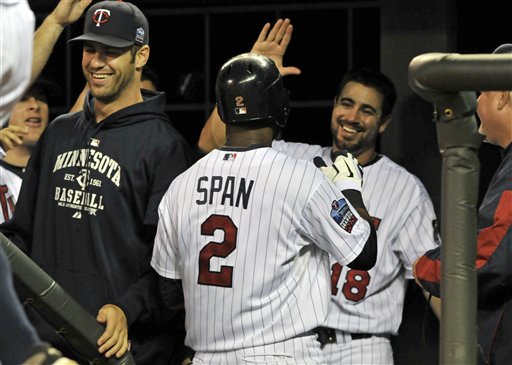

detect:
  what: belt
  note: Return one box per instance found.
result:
[313,327,374,347]
[350,333,373,340]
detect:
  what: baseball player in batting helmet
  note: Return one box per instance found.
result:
[197,19,442,365]
[151,52,377,364]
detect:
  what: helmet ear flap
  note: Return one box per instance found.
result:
[216,53,290,128]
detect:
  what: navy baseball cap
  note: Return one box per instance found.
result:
[492,43,512,54]
[69,1,148,48]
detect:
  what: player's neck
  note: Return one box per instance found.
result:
[356,148,378,166]
[225,125,273,148]
[334,147,377,166]
[93,84,144,123]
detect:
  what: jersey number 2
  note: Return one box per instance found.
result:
[331,262,371,302]
[198,214,237,287]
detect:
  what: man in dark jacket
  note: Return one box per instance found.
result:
[0,1,193,364]
[413,43,512,365]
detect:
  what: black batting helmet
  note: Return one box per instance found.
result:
[215,53,290,127]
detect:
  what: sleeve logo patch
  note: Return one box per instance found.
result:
[222,153,237,161]
[331,198,358,233]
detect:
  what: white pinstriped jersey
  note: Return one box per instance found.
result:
[0,0,35,127]
[272,140,440,335]
[0,161,24,224]
[151,146,372,353]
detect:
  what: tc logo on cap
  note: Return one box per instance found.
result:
[69,1,149,47]
[93,9,111,27]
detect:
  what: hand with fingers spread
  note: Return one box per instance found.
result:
[0,125,29,152]
[96,304,129,359]
[250,18,301,77]
[198,18,301,153]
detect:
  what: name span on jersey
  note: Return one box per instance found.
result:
[196,175,254,209]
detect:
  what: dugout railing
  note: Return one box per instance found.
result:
[408,51,512,365]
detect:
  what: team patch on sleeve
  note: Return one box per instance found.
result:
[330,198,358,233]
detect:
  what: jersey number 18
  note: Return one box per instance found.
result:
[331,262,371,302]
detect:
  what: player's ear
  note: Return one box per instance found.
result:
[497,90,511,110]
[136,45,150,70]
[378,115,391,134]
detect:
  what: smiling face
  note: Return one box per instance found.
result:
[8,94,49,146]
[330,81,390,164]
[82,41,137,104]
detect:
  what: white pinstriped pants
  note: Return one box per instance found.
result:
[191,333,326,364]
[322,330,393,365]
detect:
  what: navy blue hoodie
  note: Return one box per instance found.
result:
[1,90,193,364]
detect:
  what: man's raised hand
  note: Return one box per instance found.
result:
[250,18,301,77]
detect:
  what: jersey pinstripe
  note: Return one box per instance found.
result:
[0,0,35,127]
[272,139,440,335]
[151,146,371,354]
[0,161,24,224]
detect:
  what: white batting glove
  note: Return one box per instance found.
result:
[313,151,363,192]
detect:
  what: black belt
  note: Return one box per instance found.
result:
[313,327,373,347]
[351,333,373,340]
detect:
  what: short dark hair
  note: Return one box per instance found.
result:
[336,68,397,119]
[24,77,62,105]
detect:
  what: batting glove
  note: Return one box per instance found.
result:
[313,150,363,192]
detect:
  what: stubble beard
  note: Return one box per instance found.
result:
[89,70,135,105]
[332,126,378,158]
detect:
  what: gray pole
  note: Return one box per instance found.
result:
[436,112,481,365]
[408,52,512,365]
[0,233,136,365]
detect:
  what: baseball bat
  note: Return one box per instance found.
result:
[0,233,135,365]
